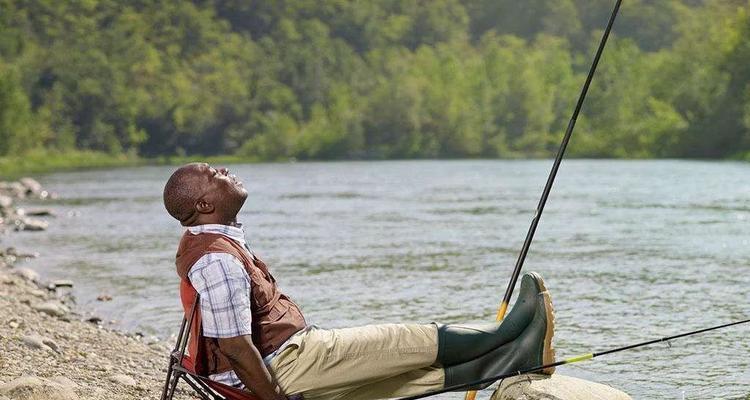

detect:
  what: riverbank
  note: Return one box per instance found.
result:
[2,149,748,180]
[0,178,190,400]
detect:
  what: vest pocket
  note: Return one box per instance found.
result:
[266,301,290,322]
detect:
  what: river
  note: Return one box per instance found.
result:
[4,160,749,399]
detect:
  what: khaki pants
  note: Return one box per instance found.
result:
[268,324,445,400]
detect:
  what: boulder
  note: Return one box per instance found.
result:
[491,374,632,400]
[0,375,79,400]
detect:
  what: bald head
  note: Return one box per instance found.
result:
[163,163,206,225]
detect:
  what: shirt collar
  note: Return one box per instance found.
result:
[187,223,247,246]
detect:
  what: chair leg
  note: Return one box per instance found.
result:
[168,371,183,398]
[160,361,176,400]
[161,317,188,400]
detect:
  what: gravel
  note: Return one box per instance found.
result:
[0,178,194,400]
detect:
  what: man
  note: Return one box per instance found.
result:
[163,162,556,400]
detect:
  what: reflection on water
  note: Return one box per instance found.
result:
[4,160,750,399]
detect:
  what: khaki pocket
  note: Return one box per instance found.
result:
[270,341,300,389]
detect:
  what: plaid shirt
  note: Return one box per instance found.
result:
[186,224,253,388]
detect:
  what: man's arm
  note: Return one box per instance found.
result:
[188,254,284,398]
[218,335,286,400]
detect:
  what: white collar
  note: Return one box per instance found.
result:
[187,223,247,246]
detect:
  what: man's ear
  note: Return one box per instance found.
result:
[195,199,215,214]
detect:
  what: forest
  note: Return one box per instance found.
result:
[1,0,750,162]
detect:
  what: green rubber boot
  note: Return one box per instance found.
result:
[436,271,546,366]
[442,272,556,390]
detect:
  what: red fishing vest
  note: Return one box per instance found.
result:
[175,231,306,375]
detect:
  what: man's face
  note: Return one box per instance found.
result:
[197,163,248,219]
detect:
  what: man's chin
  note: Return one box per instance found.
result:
[238,190,249,207]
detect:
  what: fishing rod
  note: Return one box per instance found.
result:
[465,2,624,399]
[402,317,750,400]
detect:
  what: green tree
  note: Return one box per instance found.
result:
[0,65,37,155]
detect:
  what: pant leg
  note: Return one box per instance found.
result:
[319,366,444,400]
[269,324,444,399]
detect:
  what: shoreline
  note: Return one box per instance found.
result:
[1,150,748,180]
[0,178,190,399]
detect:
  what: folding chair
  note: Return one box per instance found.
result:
[160,283,261,400]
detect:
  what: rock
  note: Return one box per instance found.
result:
[0,375,79,400]
[16,218,48,231]
[86,316,102,325]
[95,363,113,372]
[6,247,39,259]
[13,268,40,283]
[0,182,26,198]
[145,336,160,345]
[19,178,43,195]
[0,195,12,209]
[21,335,46,350]
[49,280,74,289]
[42,337,61,353]
[21,334,60,353]
[491,374,632,400]
[32,302,69,318]
[96,294,113,301]
[49,377,78,390]
[3,254,17,266]
[108,374,136,386]
[24,208,55,217]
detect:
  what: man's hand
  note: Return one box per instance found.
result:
[217,335,287,400]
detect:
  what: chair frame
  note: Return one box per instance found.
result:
[160,298,226,400]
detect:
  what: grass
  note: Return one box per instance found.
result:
[0,150,256,179]
[2,149,747,180]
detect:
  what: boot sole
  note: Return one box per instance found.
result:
[527,272,556,375]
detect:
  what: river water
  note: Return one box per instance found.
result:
[4,160,749,399]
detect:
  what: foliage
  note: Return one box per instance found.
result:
[0,149,140,179]
[1,0,749,164]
